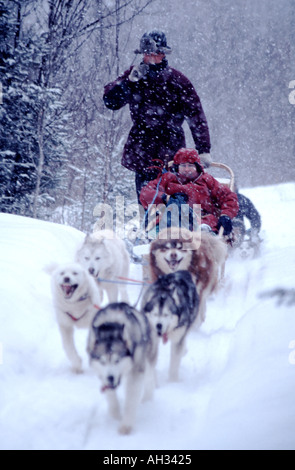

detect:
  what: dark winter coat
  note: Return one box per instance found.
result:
[235,193,261,232]
[140,169,239,233]
[103,59,211,173]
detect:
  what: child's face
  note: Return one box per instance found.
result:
[178,163,199,182]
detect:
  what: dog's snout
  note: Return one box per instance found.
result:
[107,375,115,385]
[170,252,177,260]
[88,267,95,275]
[156,323,163,335]
[63,276,70,283]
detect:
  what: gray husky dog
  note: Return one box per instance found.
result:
[141,270,199,382]
[76,230,130,303]
[87,302,157,435]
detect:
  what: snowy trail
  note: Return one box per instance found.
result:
[0,182,295,450]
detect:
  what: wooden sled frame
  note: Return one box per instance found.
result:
[207,162,235,237]
[208,162,235,191]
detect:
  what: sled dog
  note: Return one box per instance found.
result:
[87,302,157,434]
[51,263,102,372]
[76,229,130,303]
[149,227,227,322]
[141,270,199,381]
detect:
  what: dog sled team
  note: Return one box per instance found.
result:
[49,28,262,434]
[50,27,262,434]
[49,147,262,436]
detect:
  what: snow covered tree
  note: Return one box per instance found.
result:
[0,0,67,216]
[50,0,158,231]
[0,0,158,230]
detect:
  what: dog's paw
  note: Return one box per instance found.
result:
[109,407,121,421]
[168,372,180,383]
[118,424,133,435]
[141,390,154,402]
[71,358,83,374]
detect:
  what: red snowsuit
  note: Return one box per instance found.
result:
[140,149,239,233]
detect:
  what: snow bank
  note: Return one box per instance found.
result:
[0,182,295,450]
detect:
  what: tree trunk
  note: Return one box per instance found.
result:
[32,108,45,218]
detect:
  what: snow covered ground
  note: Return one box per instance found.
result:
[0,182,295,450]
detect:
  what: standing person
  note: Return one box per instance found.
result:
[103,30,211,203]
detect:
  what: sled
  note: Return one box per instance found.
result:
[144,160,236,236]
[207,162,235,191]
[131,161,238,276]
[131,160,239,248]
[206,162,235,238]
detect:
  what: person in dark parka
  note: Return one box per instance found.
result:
[103,30,211,202]
[234,191,262,243]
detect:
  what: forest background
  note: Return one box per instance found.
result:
[1,0,294,232]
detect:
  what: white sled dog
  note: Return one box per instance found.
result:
[87,302,157,435]
[51,262,102,373]
[148,227,227,322]
[76,229,130,304]
[141,270,199,382]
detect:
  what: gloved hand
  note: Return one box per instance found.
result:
[128,63,149,82]
[167,192,189,206]
[198,153,212,168]
[217,215,233,236]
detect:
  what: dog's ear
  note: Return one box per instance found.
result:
[84,232,93,242]
[143,300,154,313]
[90,232,108,246]
[43,262,59,275]
[121,322,134,356]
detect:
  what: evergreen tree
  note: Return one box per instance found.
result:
[0,0,67,216]
[0,0,157,229]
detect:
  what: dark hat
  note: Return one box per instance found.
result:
[134,30,172,55]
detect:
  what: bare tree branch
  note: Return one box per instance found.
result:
[78,0,156,36]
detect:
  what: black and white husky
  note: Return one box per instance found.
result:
[87,303,157,435]
[141,270,200,382]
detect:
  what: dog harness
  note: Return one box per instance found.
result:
[64,292,100,321]
[64,310,89,322]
